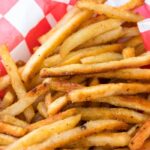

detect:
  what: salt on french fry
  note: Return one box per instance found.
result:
[28,120,129,150]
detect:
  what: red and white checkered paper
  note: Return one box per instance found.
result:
[0,0,149,75]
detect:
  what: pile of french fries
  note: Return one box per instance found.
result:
[1,0,150,149]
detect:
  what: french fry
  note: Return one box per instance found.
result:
[28,120,129,150]
[22,10,92,82]
[0,75,10,91]
[81,52,123,64]
[7,115,81,150]
[60,44,123,66]
[80,27,124,48]
[122,47,135,58]
[27,108,77,131]
[60,19,122,57]
[76,107,148,124]
[0,45,35,122]
[45,93,52,109]
[0,122,27,137]
[0,133,17,145]
[37,102,48,118]
[0,115,28,128]
[68,83,150,102]
[85,68,150,80]
[129,119,150,150]
[123,27,140,37]
[77,0,143,22]
[139,139,150,150]
[0,79,51,116]
[40,54,150,77]
[0,91,15,109]
[67,132,131,148]
[125,36,143,47]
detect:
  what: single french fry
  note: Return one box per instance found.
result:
[81,52,123,64]
[27,108,77,131]
[80,27,124,48]
[0,79,51,116]
[69,83,150,102]
[67,132,131,148]
[0,91,15,109]
[0,45,35,122]
[60,44,123,66]
[0,133,17,145]
[0,122,27,137]
[41,54,150,77]
[90,96,150,114]
[125,36,143,47]
[129,119,150,150]
[28,120,129,150]
[122,47,135,58]
[77,0,143,22]
[37,102,48,118]
[22,10,92,82]
[123,27,140,37]
[45,93,52,109]
[60,19,122,57]
[84,68,150,80]
[76,107,148,124]
[7,115,81,150]
[0,115,28,128]
[0,75,10,91]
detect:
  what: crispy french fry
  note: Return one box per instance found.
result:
[80,27,124,48]
[68,83,150,102]
[0,122,27,137]
[60,19,122,57]
[123,27,140,37]
[84,68,150,80]
[129,119,150,150]
[67,132,130,148]
[27,108,77,131]
[41,54,150,77]
[76,107,148,124]
[60,44,123,66]
[77,0,143,22]
[22,10,92,82]
[81,52,123,64]
[0,75,10,91]
[0,115,28,128]
[28,120,129,150]
[122,47,135,58]
[37,102,48,118]
[0,91,15,109]
[0,45,35,122]
[7,115,81,150]
[0,133,17,145]
[0,79,51,116]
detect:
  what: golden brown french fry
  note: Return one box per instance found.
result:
[38,7,81,44]
[27,108,77,131]
[28,120,129,150]
[7,115,81,150]
[129,119,150,150]
[0,91,15,109]
[0,75,10,91]
[60,44,123,66]
[0,133,17,145]
[0,122,27,137]
[122,47,135,58]
[81,52,123,64]
[76,107,148,124]
[22,10,92,82]
[123,27,140,37]
[125,36,143,47]
[90,96,150,114]
[69,83,150,102]
[80,27,123,48]
[40,54,150,77]
[84,68,150,80]
[0,45,35,122]
[77,0,143,22]
[0,79,51,116]
[118,0,144,10]
[37,102,48,118]
[0,115,28,128]
[67,132,130,148]
[60,19,122,57]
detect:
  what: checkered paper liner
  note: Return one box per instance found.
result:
[0,0,149,77]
